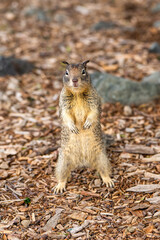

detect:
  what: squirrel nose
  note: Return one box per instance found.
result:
[72,78,78,82]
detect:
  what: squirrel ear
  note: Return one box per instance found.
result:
[62,61,69,65]
[82,60,90,66]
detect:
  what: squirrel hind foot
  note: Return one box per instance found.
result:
[102,176,114,188]
[53,182,66,194]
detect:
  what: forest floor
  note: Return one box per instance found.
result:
[0,0,160,239]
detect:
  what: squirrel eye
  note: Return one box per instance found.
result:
[65,70,69,75]
[82,69,86,75]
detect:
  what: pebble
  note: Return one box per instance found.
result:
[0,162,9,169]
[153,21,160,29]
[125,128,135,133]
[149,42,160,54]
[94,179,101,187]
[123,105,132,116]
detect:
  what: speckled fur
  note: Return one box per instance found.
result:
[54,61,113,193]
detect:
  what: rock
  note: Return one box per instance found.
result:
[0,56,34,76]
[23,7,49,22]
[21,220,30,228]
[142,72,160,84]
[123,106,132,116]
[149,42,160,54]
[151,3,160,13]
[54,14,68,23]
[153,21,160,29]
[91,21,116,31]
[91,72,160,105]
[94,179,101,187]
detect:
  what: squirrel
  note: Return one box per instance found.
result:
[54,60,114,193]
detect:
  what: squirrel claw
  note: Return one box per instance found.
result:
[53,182,66,194]
[83,119,92,129]
[102,176,114,188]
[71,127,79,134]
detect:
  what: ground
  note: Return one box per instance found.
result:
[0,0,160,239]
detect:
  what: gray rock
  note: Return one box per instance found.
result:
[91,72,160,105]
[142,71,160,84]
[0,56,34,76]
[149,42,160,54]
[23,7,49,22]
[91,21,116,31]
[151,3,160,13]
[153,21,160,29]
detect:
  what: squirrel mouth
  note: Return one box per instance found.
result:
[73,82,78,87]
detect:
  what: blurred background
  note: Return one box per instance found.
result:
[1,1,160,239]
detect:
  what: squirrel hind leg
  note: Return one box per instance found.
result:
[96,152,114,188]
[54,153,72,194]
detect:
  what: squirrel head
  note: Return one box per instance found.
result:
[62,60,90,92]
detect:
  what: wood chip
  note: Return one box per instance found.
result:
[146,196,160,204]
[69,211,88,221]
[0,170,8,179]
[144,224,154,234]
[0,162,9,169]
[142,154,160,162]
[131,203,149,211]
[21,220,30,228]
[70,220,90,235]
[124,144,156,155]
[144,172,160,180]
[8,235,20,240]
[80,191,100,198]
[126,184,160,193]
[43,208,64,231]
[32,192,44,203]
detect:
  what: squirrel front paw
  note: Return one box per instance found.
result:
[69,123,79,134]
[83,119,92,129]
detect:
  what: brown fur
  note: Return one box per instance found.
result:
[54,61,114,193]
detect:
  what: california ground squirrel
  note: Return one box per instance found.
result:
[54,60,114,193]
